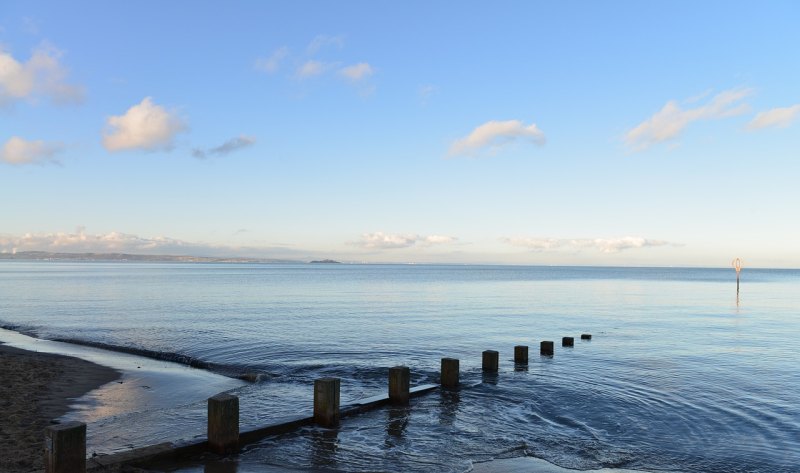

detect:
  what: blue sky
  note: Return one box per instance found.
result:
[1,1,799,267]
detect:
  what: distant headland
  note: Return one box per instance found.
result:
[309,259,341,264]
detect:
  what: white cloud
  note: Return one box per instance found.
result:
[0,228,189,254]
[504,236,672,254]
[625,87,752,151]
[353,232,458,250]
[0,228,311,260]
[422,235,457,245]
[747,104,800,130]
[192,135,255,159]
[339,63,374,81]
[0,43,84,106]
[449,120,545,157]
[254,47,289,74]
[1,136,63,165]
[102,97,186,152]
[296,60,328,79]
[307,35,344,54]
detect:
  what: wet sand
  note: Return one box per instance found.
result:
[0,343,120,473]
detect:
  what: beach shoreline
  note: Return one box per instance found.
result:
[0,343,120,473]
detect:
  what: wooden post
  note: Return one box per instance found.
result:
[562,337,574,347]
[581,334,592,340]
[44,421,86,473]
[314,377,340,428]
[482,350,499,372]
[388,366,410,405]
[514,345,528,364]
[540,340,554,356]
[208,393,239,454]
[440,358,459,389]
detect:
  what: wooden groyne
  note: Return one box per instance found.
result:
[41,334,592,472]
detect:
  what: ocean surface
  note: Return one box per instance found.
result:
[0,262,798,472]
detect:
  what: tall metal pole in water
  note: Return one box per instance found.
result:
[732,258,742,303]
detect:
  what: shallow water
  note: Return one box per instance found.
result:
[0,262,798,472]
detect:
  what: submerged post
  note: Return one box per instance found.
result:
[581,334,592,340]
[440,357,459,389]
[562,337,574,347]
[732,257,742,303]
[388,366,410,405]
[514,345,528,364]
[208,393,239,454]
[314,377,340,428]
[44,421,86,473]
[540,341,554,356]
[482,350,499,372]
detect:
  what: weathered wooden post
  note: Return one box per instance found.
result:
[440,357,459,389]
[208,393,239,454]
[562,337,574,347]
[388,366,410,405]
[314,377,340,428]
[581,334,592,340]
[540,340,554,356]
[514,345,528,364]
[482,350,499,372]
[44,421,86,473]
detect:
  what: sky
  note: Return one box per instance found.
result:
[1,1,799,267]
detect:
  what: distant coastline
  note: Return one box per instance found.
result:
[0,251,298,264]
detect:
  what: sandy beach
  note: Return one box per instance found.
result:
[0,343,120,473]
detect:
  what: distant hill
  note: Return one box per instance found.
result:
[0,251,299,264]
[309,259,341,264]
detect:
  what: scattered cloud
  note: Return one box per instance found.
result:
[449,120,545,157]
[419,84,437,105]
[0,43,84,106]
[102,97,186,152]
[22,17,40,35]
[624,87,752,151]
[254,47,289,74]
[296,60,329,79]
[503,236,672,254]
[1,136,64,165]
[192,135,255,159]
[352,232,458,250]
[747,104,800,130]
[258,36,375,94]
[339,63,374,81]
[307,35,344,55]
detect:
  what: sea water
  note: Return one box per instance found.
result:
[0,262,798,472]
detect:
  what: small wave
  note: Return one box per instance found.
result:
[46,336,272,382]
[0,322,40,338]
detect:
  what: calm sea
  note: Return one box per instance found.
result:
[1,262,798,472]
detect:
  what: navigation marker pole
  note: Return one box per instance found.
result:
[732,257,742,304]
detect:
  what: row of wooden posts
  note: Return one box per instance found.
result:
[44,334,591,473]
